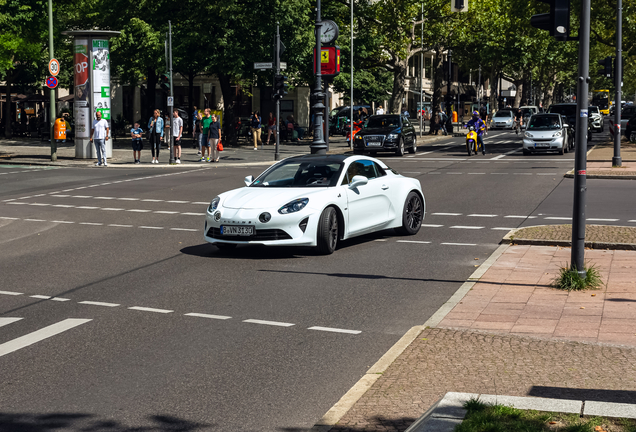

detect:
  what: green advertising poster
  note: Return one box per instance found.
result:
[101,87,110,98]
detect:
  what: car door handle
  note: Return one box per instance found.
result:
[381,185,389,190]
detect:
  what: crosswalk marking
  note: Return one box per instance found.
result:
[0,318,92,358]
[0,317,23,328]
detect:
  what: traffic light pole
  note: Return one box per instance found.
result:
[168,21,175,164]
[310,0,327,155]
[571,0,591,277]
[48,0,56,162]
[447,50,452,134]
[275,23,281,161]
[613,0,622,167]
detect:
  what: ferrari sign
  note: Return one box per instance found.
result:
[313,46,340,77]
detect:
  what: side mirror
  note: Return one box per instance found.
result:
[244,175,254,186]
[349,175,368,189]
[563,124,570,128]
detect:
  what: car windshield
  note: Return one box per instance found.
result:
[528,115,561,130]
[589,106,600,114]
[366,115,400,128]
[549,105,576,116]
[521,108,533,116]
[251,160,344,188]
[494,111,511,118]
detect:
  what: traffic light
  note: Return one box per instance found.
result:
[598,57,612,78]
[160,73,170,92]
[273,74,288,100]
[530,0,570,41]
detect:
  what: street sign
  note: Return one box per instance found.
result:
[167,96,174,107]
[45,76,58,89]
[254,62,287,71]
[49,58,60,76]
[313,46,341,77]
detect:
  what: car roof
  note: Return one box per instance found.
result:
[280,154,389,169]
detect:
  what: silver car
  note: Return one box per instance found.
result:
[491,110,514,129]
[523,113,573,155]
[588,105,603,132]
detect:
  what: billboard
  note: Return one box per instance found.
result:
[92,39,111,120]
[74,39,90,107]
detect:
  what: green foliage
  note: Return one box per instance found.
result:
[552,263,603,291]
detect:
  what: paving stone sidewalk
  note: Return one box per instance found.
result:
[509,224,636,246]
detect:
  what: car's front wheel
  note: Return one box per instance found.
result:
[408,136,417,154]
[396,191,423,236]
[317,206,338,254]
[395,138,405,156]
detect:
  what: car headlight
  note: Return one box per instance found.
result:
[208,196,220,213]
[355,135,362,140]
[552,131,562,137]
[388,134,399,140]
[278,198,309,214]
[524,132,533,138]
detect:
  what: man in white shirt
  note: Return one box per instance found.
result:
[172,109,183,163]
[376,106,385,115]
[90,111,109,166]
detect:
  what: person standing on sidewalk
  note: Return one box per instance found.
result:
[194,112,202,154]
[251,111,262,150]
[148,109,164,164]
[172,109,183,163]
[130,122,143,164]
[200,108,213,162]
[90,111,109,166]
[208,113,221,163]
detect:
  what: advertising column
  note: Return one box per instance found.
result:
[73,39,92,158]
[92,39,112,157]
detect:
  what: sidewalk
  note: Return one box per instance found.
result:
[322,226,636,432]
[0,132,449,168]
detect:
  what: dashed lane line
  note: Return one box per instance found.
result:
[396,240,432,244]
[468,214,497,217]
[79,301,120,307]
[7,201,207,216]
[450,226,484,230]
[441,242,478,246]
[0,290,23,296]
[431,212,461,216]
[184,313,232,320]
[308,326,362,335]
[242,319,295,327]
[128,306,173,314]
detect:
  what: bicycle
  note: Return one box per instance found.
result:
[514,119,523,135]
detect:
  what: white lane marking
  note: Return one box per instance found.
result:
[50,297,71,302]
[0,217,19,220]
[51,194,70,197]
[441,242,478,246]
[431,212,461,216]
[126,209,152,213]
[193,202,209,205]
[545,217,572,220]
[446,172,463,175]
[128,306,173,314]
[396,240,432,244]
[403,171,422,174]
[181,212,205,216]
[101,208,124,211]
[30,295,51,299]
[154,211,179,214]
[629,220,636,223]
[504,215,537,219]
[421,224,443,228]
[24,219,46,222]
[467,173,486,175]
[139,226,164,230]
[72,195,91,198]
[468,214,497,217]
[185,313,232,320]
[142,199,163,202]
[0,290,23,295]
[0,318,92,358]
[77,206,99,209]
[7,202,27,205]
[167,200,188,203]
[117,198,139,201]
[514,173,532,175]
[308,326,361,335]
[108,224,133,228]
[52,204,74,208]
[427,172,441,174]
[51,221,74,224]
[94,197,115,200]
[373,239,388,242]
[79,301,120,307]
[170,228,198,232]
[490,148,519,160]
[587,218,619,222]
[492,227,517,231]
[30,203,51,206]
[0,318,23,328]
[450,226,484,230]
[242,319,295,327]
[491,173,508,175]
[79,222,103,225]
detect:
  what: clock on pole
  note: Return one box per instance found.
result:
[319,20,339,45]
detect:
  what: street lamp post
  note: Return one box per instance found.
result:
[613,0,622,167]
[310,0,326,155]
[48,0,56,162]
[419,3,423,137]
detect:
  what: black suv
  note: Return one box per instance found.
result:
[548,103,592,142]
[353,114,417,156]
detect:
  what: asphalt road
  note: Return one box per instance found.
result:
[0,121,632,431]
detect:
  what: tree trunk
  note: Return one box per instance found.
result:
[513,78,524,108]
[188,71,195,136]
[218,73,237,146]
[430,49,444,134]
[389,58,408,114]
[543,79,557,108]
[489,65,499,113]
[4,73,12,139]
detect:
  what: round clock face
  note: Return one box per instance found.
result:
[320,20,339,44]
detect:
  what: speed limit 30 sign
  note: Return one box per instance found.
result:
[49,58,60,76]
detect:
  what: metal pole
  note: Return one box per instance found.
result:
[477,64,481,107]
[168,22,175,164]
[275,23,281,161]
[420,3,423,137]
[350,0,354,149]
[571,0,591,277]
[310,0,326,154]
[48,0,56,161]
[613,0,622,167]
[447,49,452,134]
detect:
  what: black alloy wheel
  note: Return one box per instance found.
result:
[395,137,405,156]
[317,206,338,254]
[396,191,423,235]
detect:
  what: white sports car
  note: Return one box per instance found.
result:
[204,154,425,254]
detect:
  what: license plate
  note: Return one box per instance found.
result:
[366,141,382,146]
[221,225,254,236]
[535,143,549,148]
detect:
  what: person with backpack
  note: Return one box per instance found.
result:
[437,108,448,136]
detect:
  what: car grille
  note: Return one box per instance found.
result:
[363,135,385,145]
[207,227,292,241]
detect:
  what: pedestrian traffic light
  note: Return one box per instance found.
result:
[598,56,612,78]
[273,74,288,100]
[160,73,170,92]
[530,0,570,41]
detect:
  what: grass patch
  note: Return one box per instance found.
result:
[551,263,603,291]
[456,398,636,432]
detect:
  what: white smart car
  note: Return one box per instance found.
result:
[204,154,425,254]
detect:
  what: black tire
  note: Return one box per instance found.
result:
[316,207,338,255]
[408,136,417,154]
[523,149,531,156]
[395,138,405,156]
[559,146,565,155]
[216,243,237,251]
[466,141,473,156]
[395,191,423,236]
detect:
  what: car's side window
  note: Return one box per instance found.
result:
[345,160,377,184]
[374,163,387,177]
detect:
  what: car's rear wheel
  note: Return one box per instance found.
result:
[395,138,405,156]
[317,206,338,255]
[396,192,423,236]
[216,243,237,251]
[408,137,417,154]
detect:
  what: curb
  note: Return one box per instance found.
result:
[502,226,636,250]
[405,391,636,431]
[565,169,636,180]
[309,243,510,431]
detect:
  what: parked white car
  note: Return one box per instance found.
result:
[204,155,425,254]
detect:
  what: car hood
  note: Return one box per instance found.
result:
[221,187,326,209]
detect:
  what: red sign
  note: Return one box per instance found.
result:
[74,52,89,87]
[45,76,58,89]
[313,46,340,77]
[578,170,586,175]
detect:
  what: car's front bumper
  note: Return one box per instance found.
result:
[203,206,319,246]
[353,137,399,151]
[523,136,565,152]
[590,116,603,130]
[492,121,512,129]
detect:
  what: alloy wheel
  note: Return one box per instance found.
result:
[405,195,423,230]
[329,212,338,249]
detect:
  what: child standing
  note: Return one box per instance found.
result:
[130,122,143,164]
